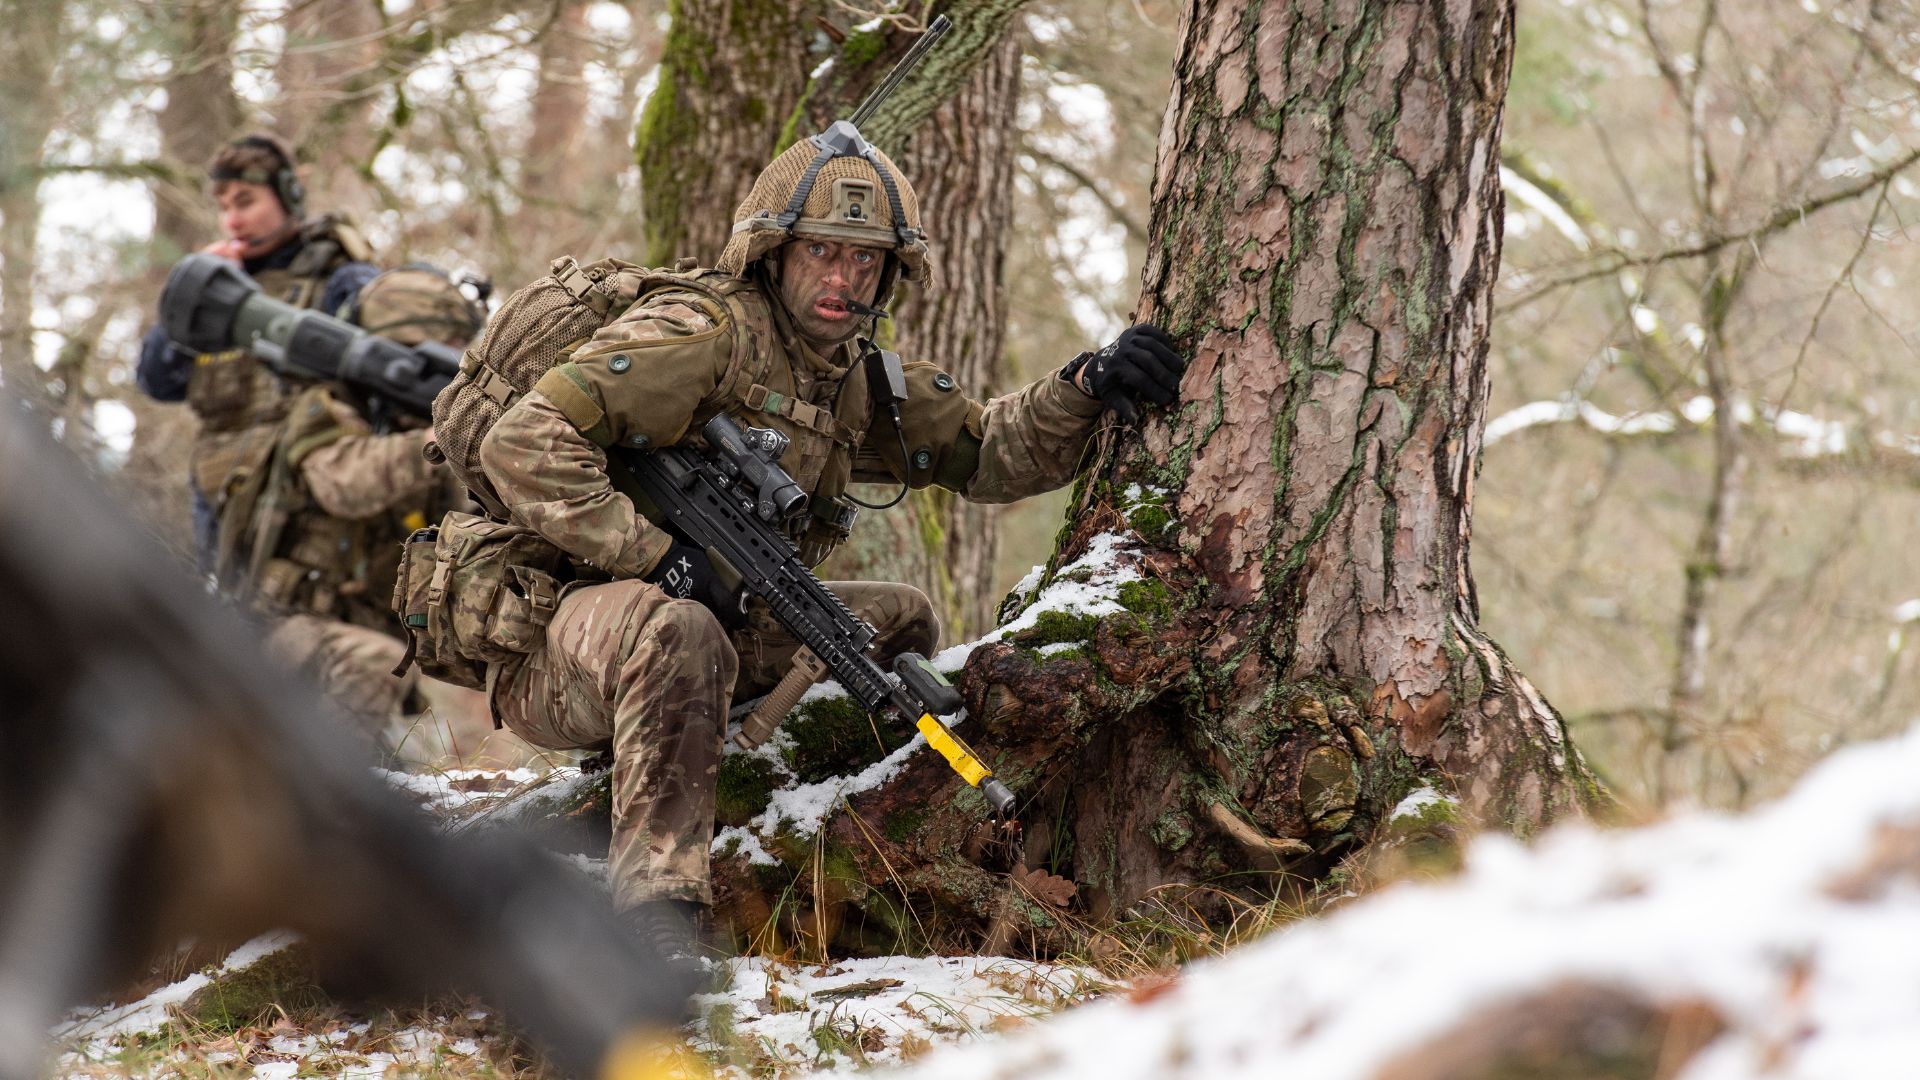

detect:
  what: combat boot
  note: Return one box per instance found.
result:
[624,898,715,992]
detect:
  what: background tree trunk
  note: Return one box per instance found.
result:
[152,0,242,263]
[635,2,1027,639]
[272,0,384,211]
[635,0,814,267]
[0,0,65,405]
[514,0,597,283]
[711,0,1604,953]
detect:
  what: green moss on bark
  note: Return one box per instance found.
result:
[781,694,909,783]
[717,754,782,826]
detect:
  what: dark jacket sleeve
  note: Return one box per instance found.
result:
[135,322,194,402]
[321,262,381,319]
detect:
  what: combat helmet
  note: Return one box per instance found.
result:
[349,264,485,347]
[717,16,951,293]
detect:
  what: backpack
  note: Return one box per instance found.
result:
[431,255,744,519]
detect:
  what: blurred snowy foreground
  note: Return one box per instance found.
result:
[55,725,1920,1077]
[903,727,1920,1080]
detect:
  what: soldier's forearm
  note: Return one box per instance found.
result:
[479,391,674,578]
[961,368,1106,503]
[300,429,436,519]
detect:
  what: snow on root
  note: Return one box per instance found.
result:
[895,728,1920,1079]
[712,532,1143,849]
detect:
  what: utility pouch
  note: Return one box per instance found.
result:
[429,513,569,666]
[186,350,258,430]
[390,523,485,689]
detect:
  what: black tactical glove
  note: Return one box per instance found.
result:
[645,539,746,627]
[1064,324,1186,422]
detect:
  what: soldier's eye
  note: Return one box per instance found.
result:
[852,250,875,265]
[808,243,828,257]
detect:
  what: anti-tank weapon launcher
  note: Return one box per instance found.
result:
[611,412,1018,820]
[161,252,459,423]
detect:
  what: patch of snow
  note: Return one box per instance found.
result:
[756,729,924,838]
[379,766,544,816]
[56,930,298,1044]
[1388,786,1453,824]
[714,825,779,866]
[897,727,1920,1079]
[693,955,1105,1071]
[934,532,1141,673]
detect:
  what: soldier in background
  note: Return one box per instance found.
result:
[136,134,378,572]
[251,267,488,752]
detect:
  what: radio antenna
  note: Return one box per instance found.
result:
[848,14,952,129]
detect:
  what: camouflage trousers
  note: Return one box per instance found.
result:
[266,614,417,747]
[490,578,939,910]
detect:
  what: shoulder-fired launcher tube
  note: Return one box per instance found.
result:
[159,252,457,420]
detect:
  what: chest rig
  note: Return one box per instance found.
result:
[677,279,877,567]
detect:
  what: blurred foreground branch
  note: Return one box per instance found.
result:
[0,399,688,1079]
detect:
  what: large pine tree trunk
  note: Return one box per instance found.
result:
[709,0,1603,953]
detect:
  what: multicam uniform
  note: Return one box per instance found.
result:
[245,268,484,744]
[257,385,466,740]
[478,274,1105,909]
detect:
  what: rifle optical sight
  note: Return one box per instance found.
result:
[702,413,809,524]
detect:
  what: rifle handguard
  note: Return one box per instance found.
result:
[735,647,829,750]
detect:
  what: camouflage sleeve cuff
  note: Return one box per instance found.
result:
[960,369,1106,504]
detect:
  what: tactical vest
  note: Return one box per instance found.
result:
[684,281,875,567]
[546,273,877,567]
[186,216,374,501]
[218,387,461,634]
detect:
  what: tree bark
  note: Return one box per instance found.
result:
[635,0,814,267]
[513,0,599,282]
[153,0,242,258]
[0,0,64,404]
[708,0,1604,953]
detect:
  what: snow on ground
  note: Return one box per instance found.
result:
[55,932,300,1047]
[693,955,1105,1075]
[895,727,1920,1079]
[49,927,1099,1079]
[376,766,544,816]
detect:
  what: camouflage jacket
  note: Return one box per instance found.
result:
[222,385,462,632]
[478,272,1105,577]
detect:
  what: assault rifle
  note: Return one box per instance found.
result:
[611,411,1018,819]
[160,252,458,423]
